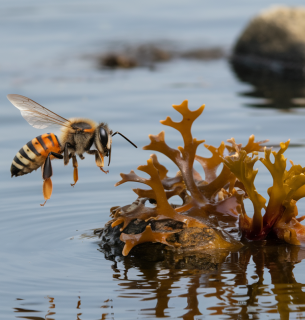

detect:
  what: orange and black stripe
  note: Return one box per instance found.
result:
[11,133,61,177]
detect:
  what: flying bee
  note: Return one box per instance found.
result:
[8,94,137,206]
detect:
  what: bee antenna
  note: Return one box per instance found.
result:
[112,132,137,148]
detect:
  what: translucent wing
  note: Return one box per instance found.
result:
[7,94,71,129]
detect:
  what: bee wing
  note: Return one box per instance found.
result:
[7,94,71,129]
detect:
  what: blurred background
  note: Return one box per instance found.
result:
[1,1,305,319]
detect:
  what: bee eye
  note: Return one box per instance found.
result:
[99,127,108,149]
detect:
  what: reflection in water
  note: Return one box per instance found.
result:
[14,296,55,320]
[46,296,56,320]
[13,243,305,319]
[76,296,81,320]
[103,242,305,319]
[231,63,305,109]
[13,295,113,320]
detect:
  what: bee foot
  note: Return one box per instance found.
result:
[40,200,47,206]
[100,167,109,174]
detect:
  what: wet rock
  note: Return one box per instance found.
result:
[231,6,305,79]
[96,217,238,269]
[166,227,215,249]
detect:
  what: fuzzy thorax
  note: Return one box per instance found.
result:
[59,118,98,156]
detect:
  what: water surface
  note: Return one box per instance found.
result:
[1,1,305,319]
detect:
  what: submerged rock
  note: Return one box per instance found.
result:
[231,6,305,79]
[99,44,171,69]
[97,43,225,69]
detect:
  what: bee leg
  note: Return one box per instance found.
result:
[87,150,109,174]
[50,152,63,159]
[63,143,75,165]
[63,143,70,165]
[71,155,78,187]
[41,154,53,206]
[100,167,109,174]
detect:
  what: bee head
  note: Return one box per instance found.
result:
[94,123,112,164]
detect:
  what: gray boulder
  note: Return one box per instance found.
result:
[232,6,305,79]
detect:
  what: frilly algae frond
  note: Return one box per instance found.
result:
[113,100,305,256]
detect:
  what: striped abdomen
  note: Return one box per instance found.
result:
[11,133,61,177]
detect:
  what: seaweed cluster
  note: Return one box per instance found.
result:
[111,101,305,256]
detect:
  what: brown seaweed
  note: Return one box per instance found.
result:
[112,100,305,255]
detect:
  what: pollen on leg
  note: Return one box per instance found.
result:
[71,167,78,187]
[42,178,53,206]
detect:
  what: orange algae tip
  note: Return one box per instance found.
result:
[120,225,176,256]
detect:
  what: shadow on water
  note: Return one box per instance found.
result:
[12,242,305,319]
[231,62,305,110]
